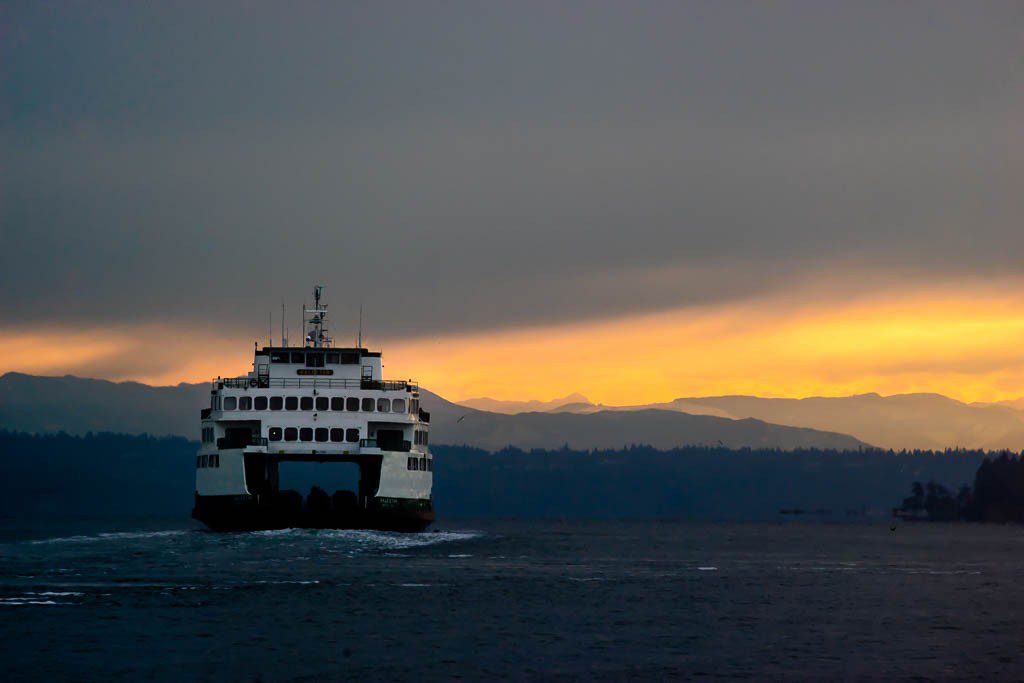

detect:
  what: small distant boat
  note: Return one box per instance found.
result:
[192,286,434,532]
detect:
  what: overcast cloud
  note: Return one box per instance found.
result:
[2,1,1021,340]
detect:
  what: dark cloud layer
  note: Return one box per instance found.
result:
[2,2,1021,339]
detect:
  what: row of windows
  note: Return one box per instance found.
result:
[268,426,360,443]
[220,395,408,414]
[414,430,430,446]
[269,350,361,366]
[408,457,432,471]
[197,453,220,468]
[201,426,214,443]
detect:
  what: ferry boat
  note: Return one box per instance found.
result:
[192,286,434,532]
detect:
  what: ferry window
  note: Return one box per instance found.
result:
[270,351,289,363]
[284,427,298,442]
[341,351,359,365]
[269,396,283,411]
[331,397,345,411]
[420,457,427,471]
[211,454,219,468]
[239,396,252,410]
[377,398,391,412]
[285,396,298,411]
[315,427,329,442]
[196,455,202,468]
[316,396,328,411]
[269,427,283,441]
[300,396,313,411]
[427,458,432,471]
[423,432,428,445]
[255,396,268,410]
[345,428,359,443]
[407,457,416,470]
[202,454,209,467]
[224,397,237,411]
[346,397,359,411]
[413,431,419,445]
[305,353,325,368]
[330,428,344,442]
[411,457,419,471]
[326,352,340,364]
[299,427,313,441]
[392,399,405,413]
[291,352,305,364]
[361,398,375,412]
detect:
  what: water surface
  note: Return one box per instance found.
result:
[1,519,1022,680]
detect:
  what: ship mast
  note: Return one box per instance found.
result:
[303,285,332,348]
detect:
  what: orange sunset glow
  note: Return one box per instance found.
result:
[6,279,1024,405]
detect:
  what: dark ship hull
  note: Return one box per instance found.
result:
[192,493,435,533]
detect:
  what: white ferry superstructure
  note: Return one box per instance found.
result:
[192,286,434,532]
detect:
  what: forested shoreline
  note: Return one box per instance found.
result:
[896,453,1024,522]
[0,430,1017,521]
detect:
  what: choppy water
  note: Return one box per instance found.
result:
[1,519,1023,681]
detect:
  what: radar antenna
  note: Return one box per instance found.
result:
[303,284,332,348]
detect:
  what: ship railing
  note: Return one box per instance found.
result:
[216,436,269,449]
[214,377,417,392]
[357,438,413,452]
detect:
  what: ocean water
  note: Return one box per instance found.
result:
[1,519,1023,681]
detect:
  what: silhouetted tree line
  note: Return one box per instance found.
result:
[896,451,1024,522]
[1,429,1017,521]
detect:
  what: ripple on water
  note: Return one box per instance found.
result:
[27,530,190,545]
[245,528,482,552]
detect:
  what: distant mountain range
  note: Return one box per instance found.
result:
[456,392,1024,451]
[0,373,866,451]
[459,393,591,414]
[419,388,866,451]
[9,371,1024,451]
[0,372,206,438]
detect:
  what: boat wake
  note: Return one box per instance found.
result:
[248,528,482,552]
[27,530,191,545]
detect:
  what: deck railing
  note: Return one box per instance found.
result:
[214,377,417,392]
[217,436,269,449]
[358,438,413,452]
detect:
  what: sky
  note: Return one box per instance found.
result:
[1,2,1022,403]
